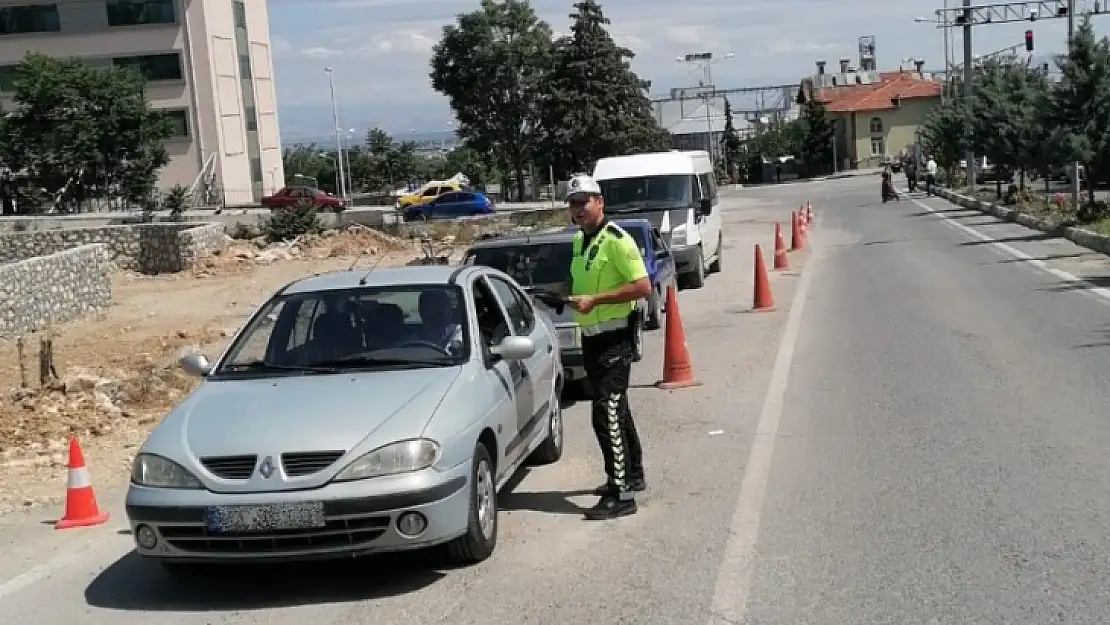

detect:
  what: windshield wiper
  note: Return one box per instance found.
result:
[310,355,455,368]
[220,361,342,373]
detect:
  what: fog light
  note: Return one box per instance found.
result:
[396,512,427,537]
[135,524,158,549]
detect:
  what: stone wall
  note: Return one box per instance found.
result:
[0,244,112,338]
[0,223,228,274]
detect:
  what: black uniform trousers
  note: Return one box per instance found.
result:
[581,321,644,500]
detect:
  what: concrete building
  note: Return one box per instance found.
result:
[0,0,284,205]
[795,57,942,170]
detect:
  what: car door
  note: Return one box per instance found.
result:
[652,227,676,288]
[454,192,477,216]
[471,277,522,477]
[697,173,722,258]
[485,275,552,455]
[424,193,450,219]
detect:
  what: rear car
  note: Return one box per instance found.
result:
[463,231,646,398]
[261,186,345,211]
[125,266,563,570]
[396,179,463,209]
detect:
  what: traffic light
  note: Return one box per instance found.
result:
[1025,30,1035,52]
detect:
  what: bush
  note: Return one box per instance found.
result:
[163,185,189,221]
[260,200,322,242]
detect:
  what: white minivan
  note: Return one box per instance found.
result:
[592,150,723,289]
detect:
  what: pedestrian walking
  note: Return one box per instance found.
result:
[925,156,938,196]
[565,173,652,520]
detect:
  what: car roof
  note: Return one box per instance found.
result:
[592,150,711,179]
[466,229,577,250]
[280,265,482,295]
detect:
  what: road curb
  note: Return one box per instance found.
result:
[928,187,1110,256]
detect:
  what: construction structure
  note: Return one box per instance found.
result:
[652,83,798,155]
[0,0,284,206]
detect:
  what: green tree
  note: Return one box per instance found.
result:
[720,97,741,177]
[281,143,339,193]
[920,88,965,182]
[0,52,174,210]
[800,98,835,177]
[430,0,552,200]
[536,0,668,178]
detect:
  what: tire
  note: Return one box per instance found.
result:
[683,246,706,289]
[528,385,564,465]
[446,443,497,564]
[708,233,723,274]
[645,288,663,331]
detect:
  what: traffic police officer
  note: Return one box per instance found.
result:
[566,174,652,520]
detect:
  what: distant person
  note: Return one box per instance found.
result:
[925,156,938,196]
[775,164,783,183]
[905,158,918,192]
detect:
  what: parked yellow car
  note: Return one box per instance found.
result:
[395,179,463,209]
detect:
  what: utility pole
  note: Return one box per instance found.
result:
[963,0,976,190]
[324,67,347,201]
[1068,0,1080,209]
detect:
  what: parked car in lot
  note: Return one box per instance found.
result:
[126,265,563,570]
[402,190,495,221]
[260,185,345,211]
[463,220,666,397]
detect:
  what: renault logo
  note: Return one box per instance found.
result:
[258,456,275,478]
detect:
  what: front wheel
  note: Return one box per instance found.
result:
[682,247,706,290]
[528,386,563,465]
[708,233,723,274]
[645,289,663,331]
[446,443,497,564]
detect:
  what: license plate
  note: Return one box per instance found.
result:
[203,502,326,533]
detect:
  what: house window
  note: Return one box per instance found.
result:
[250,157,263,183]
[163,109,188,138]
[0,4,60,35]
[245,105,257,131]
[232,1,246,28]
[870,137,885,157]
[106,0,175,27]
[238,54,251,78]
[113,53,183,81]
[869,116,883,134]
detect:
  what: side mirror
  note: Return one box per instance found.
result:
[698,198,712,216]
[654,248,669,259]
[490,336,536,361]
[179,352,212,377]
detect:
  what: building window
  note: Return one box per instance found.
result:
[113,53,183,81]
[250,157,263,183]
[0,4,61,35]
[245,105,257,131]
[232,1,246,28]
[0,65,18,92]
[163,109,188,138]
[869,116,883,134]
[238,54,252,78]
[106,0,175,27]
[870,137,885,157]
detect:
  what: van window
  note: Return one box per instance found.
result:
[598,175,693,209]
[698,173,717,202]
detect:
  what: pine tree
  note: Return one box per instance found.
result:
[800,98,835,176]
[721,97,741,175]
[538,0,669,178]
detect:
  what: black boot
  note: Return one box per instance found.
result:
[584,493,638,520]
[593,478,646,496]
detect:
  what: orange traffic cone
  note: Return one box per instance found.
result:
[790,211,804,251]
[799,205,808,230]
[655,285,701,390]
[753,245,775,312]
[773,223,789,270]
[56,437,109,530]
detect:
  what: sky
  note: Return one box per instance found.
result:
[266,0,1079,142]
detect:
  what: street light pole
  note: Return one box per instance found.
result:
[1068,0,1080,209]
[963,0,976,190]
[343,129,355,196]
[324,67,347,200]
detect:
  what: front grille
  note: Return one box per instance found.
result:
[160,515,391,554]
[199,455,257,480]
[281,451,344,477]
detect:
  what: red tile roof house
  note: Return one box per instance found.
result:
[796,60,943,170]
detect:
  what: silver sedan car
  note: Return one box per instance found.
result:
[125,265,564,570]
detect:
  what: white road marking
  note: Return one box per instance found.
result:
[0,544,93,602]
[903,191,1110,305]
[706,252,817,625]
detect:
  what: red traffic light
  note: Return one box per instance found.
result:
[1025,30,1035,51]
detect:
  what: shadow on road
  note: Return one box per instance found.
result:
[498,467,592,516]
[1038,274,1110,293]
[84,549,448,611]
[960,232,1057,246]
[908,207,974,217]
[993,252,1090,264]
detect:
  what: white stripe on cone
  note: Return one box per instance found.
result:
[67,466,92,489]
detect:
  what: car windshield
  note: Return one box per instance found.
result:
[466,242,573,287]
[621,226,648,253]
[600,175,693,209]
[212,285,469,377]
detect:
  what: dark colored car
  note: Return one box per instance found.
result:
[403,190,495,222]
[260,186,345,211]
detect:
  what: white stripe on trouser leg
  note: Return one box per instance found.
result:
[606,393,629,498]
[68,467,92,489]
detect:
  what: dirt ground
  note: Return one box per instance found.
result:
[0,225,453,516]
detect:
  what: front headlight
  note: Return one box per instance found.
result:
[334,439,440,482]
[131,454,203,489]
[670,225,688,247]
[557,326,580,349]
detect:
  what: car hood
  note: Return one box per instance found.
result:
[149,367,462,472]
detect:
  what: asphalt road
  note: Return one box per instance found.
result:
[5,176,1110,622]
